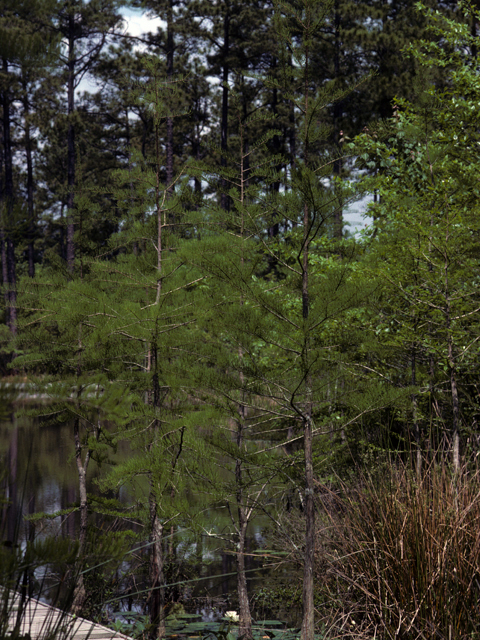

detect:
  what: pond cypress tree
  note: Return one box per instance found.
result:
[181,99,286,639]
[264,3,361,637]
[81,55,220,637]
[183,3,363,636]
[11,51,209,624]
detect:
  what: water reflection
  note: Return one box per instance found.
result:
[0,412,98,542]
[0,393,301,627]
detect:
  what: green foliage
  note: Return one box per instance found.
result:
[110,612,152,639]
[77,529,133,623]
[252,585,302,623]
[0,0,59,64]
[346,1,480,461]
[5,0,480,635]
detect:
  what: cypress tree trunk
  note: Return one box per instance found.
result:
[411,343,422,477]
[301,199,315,640]
[236,405,253,640]
[443,204,460,472]
[147,134,167,637]
[148,346,166,639]
[446,306,460,472]
[300,22,314,640]
[6,423,18,544]
[235,135,253,639]
[71,416,88,614]
[302,411,315,640]
[149,500,166,639]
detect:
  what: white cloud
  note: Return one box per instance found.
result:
[121,7,166,40]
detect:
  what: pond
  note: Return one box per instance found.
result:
[0,389,303,633]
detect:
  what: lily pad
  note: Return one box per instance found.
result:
[166,623,187,632]
[255,621,284,627]
[201,623,222,631]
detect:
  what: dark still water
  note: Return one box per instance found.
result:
[0,393,301,627]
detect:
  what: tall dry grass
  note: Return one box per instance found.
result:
[318,461,480,640]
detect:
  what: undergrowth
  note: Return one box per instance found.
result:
[317,459,480,640]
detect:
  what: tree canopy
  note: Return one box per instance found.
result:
[2,0,480,638]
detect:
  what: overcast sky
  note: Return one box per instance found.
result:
[121,6,164,40]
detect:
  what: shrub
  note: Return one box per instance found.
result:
[319,461,480,640]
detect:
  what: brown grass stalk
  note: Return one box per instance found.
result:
[315,459,480,640]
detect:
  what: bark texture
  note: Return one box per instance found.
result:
[2,58,17,334]
[71,417,89,614]
[66,14,76,274]
[236,408,253,640]
[23,83,35,277]
[220,13,230,211]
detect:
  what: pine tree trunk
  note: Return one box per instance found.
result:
[2,59,17,335]
[23,83,35,278]
[194,135,202,199]
[269,65,281,263]
[235,130,253,639]
[1,229,9,331]
[289,100,296,188]
[288,52,296,188]
[220,13,230,211]
[66,15,76,274]
[333,0,343,239]
[166,0,174,206]
[6,237,16,335]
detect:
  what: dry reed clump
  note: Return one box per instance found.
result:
[317,462,480,640]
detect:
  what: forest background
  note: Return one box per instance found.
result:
[1,0,480,639]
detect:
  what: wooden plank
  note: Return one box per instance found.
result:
[4,592,132,640]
